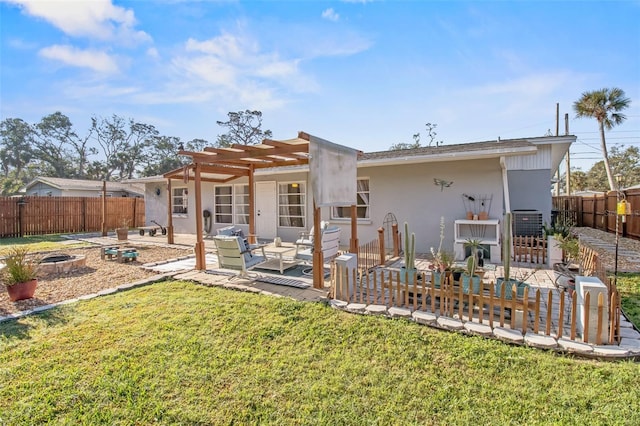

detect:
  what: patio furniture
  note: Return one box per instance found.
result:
[213,235,267,279]
[259,243,300,274]
[295,226,341,275]
[295,221,329,256]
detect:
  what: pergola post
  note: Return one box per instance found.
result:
[194,162,206,270]
[312,204,324,289]
[166,178,174,244]
[349,204,358,254]
[248,165,256,244]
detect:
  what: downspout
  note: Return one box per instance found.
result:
[500,156,511,213]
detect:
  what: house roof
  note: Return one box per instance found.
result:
[25,177,144,195]
[135,134,574,183]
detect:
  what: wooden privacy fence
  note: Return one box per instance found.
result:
[553,188,640,241]
[0,196,145,238]
[332,266,621,346]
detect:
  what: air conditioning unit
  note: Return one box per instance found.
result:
[512,210,543,237]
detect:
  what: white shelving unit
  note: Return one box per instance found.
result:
[454,219,501,262]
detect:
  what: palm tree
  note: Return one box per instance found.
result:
[573,88,631,191]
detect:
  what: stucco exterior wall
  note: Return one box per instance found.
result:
[145,157,556,252]
[507,169,552,225]
[355,158,504,254]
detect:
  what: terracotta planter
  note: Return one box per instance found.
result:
[466,211,474,220]
[6,279,38,301]
[478,211,489,220]
[116,228,129,241]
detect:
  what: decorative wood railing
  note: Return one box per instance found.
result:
[331,265,621,346]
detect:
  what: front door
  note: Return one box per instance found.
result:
[255,181,277,240]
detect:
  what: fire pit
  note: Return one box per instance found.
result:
[39,253,87,276]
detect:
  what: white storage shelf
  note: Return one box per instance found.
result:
[454,219,501,262]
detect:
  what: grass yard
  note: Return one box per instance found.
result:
[1,281,639,425]
[0,234,90,252]
[618,273,640,327]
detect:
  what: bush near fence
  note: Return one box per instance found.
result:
[0,196,145,238]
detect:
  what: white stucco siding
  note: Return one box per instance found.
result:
[144,183,169,227]
[358,158,504,254]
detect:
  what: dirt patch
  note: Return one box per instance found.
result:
[1,245,193,316]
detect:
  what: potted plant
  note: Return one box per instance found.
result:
[400,222,417,283]
[461,253,482,295]
[464,238,486,268]
[543,218,575,268]
[495,212,530,299]
[1,246,39,301]
[116,218,130,241]
[430,217,454,288]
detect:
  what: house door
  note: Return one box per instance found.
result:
[255,181,277,240]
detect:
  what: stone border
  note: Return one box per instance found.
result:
[327,300,640,361]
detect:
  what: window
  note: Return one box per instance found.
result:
[278,182,306,228]
[331,178,370,220]
[172,188,188,214]
[234,184,249,225]
[214,185,233,224]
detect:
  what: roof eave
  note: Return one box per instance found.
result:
[357,146,538,168]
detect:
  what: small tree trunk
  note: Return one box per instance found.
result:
[599,120,616,191]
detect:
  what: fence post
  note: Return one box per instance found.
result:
[378,227,385,266]
[392,223,399,257]
[101,181,107,236]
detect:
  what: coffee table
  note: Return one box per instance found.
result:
[259,243,300,274]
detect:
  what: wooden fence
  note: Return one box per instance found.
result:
[0,196,145,238]
[331,243,621,346]
[356,226,400,272]
[553,188,640,240]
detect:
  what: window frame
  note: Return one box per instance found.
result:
[278,181,306,229]
[172,187,188,215]
[331,177,371,221]
[213,185,233,224]
[234,184,250,225]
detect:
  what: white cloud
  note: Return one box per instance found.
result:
[170,31,320,108]
[322,8,340,22]
[39,45,119,74]
[146,47,160,59]
[6,0,151,44]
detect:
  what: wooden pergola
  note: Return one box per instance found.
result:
[162,131,361,289]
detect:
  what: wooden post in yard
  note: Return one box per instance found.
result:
[167,179,174,244]
[349,204,358,254]
[378,227,385,266]
[312,204,323,289]
[194,162,206,269]
[101,180,107,236]
[392,223,399,257]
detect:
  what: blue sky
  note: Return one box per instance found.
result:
[1,0,638,173]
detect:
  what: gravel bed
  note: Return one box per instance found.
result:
[573,227,640,273]
[1,245,193,316]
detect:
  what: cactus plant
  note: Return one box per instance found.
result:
[403,222,416,270]
[502,212,512,282]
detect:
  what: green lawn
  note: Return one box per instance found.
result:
[618,273,640,327]
[0,234,90,252]
[1,281,639,425]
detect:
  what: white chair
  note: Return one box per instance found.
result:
[295,221,329,256]
[213,235,266,279]
[295,226,341,274]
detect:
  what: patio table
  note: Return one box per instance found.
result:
[259,243,300,274]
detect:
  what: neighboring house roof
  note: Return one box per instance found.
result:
[25,177,144,196]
